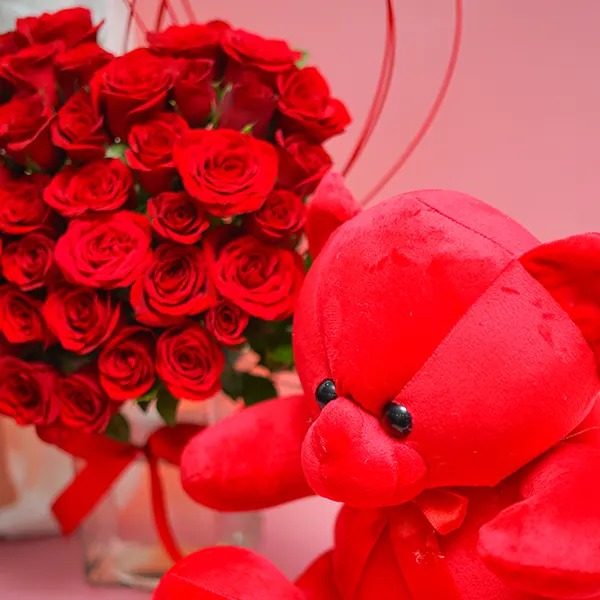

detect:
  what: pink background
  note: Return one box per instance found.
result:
[3,0,600,597]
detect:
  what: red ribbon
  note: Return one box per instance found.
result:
[390,489,468,600]
[36,423,203,564]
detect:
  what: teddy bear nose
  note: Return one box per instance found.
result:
[311,406,355,461]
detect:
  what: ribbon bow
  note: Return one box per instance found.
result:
[36,423,203,563]
[391,489,468,600]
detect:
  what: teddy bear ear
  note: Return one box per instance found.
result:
[306,172,362,259]
[520,233,600,360]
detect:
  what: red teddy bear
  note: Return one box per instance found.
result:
[155,174,600,600]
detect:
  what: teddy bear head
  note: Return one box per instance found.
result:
[294,174,600,508]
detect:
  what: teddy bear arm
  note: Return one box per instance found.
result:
[478,441,600,599]
[153,546,306,600]
[181,394,315,511]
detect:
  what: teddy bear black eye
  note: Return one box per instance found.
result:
[383,403,412,437]
[316,379,337,409]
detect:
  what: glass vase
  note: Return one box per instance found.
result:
[0,416,71,540]
[79,392,263,591]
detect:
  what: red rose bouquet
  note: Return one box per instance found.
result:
[0,8,350,444]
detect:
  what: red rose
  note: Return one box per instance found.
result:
[222,29,301,85]
[57,368,115,433]
[43,285,120,355]
[174,59,215,127]
[147,22,229,60]
[98,326,155,401]
[51,91,108,163]
[54,211,152,289]
[156,323,224,401]
[0,284,48,345]
[246,190,306,245]
[173,129,278,217]
[55,43,114,98]
[0,175,52,235]
[208,234,305,320]
[275,130,332,196]
[0,32,24,59]
[0,95,60,171]
[148,191,210,245]
[16,8,101,49]
[44,159,134,218]
[0,42,63,106]
[125,113,189,195]
[277,67,351,142]
[205,300,249,346]
[131,244,215,327]
[218,80,276,139]
[90,49,177,140]
[42,166,76,216]
[0,357,59,426]
[1,233,56,291]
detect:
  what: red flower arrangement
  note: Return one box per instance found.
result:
[0,7,350,440]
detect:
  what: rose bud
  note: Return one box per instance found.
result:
[0,357,59,426]
[148,191,210,245]
[98,327,156,401]
[173,58,215,128]
[1,233,56,291]
[246,190,306,246]
[205,300,249,346]
[277,67,351,142]
[131,244,216,327]
[43,285,121,355]
[156,323,225,401]
[173,129,278,218]
[0,284,49,345]
[218,79,276,139]
[57,367,117,434]
[125,113,189,196]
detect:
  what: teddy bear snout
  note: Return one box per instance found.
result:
[301,397,429,507]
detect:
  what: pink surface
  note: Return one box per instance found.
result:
[0,497,340,598]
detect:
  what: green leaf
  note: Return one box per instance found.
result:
[105,413,130,443]
[134,184,151,213]
[240,373,277,407]
[156,387,179,426]
[268,344,294,365]
[137,400,151,413]
[218,83,233,103]
[135,382,159,404]
[240,122,256,134]
[105,142,129,165]
[208,214,223,228]
[295,50,309,69]
[25,156,43,174]
[304,252,313,271]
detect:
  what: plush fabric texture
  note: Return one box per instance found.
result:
[304,172,362,259]
[182,394,314,511]
[165,175,600,600]
[154,546,304,599]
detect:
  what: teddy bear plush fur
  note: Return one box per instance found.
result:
[154,174,600,600]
